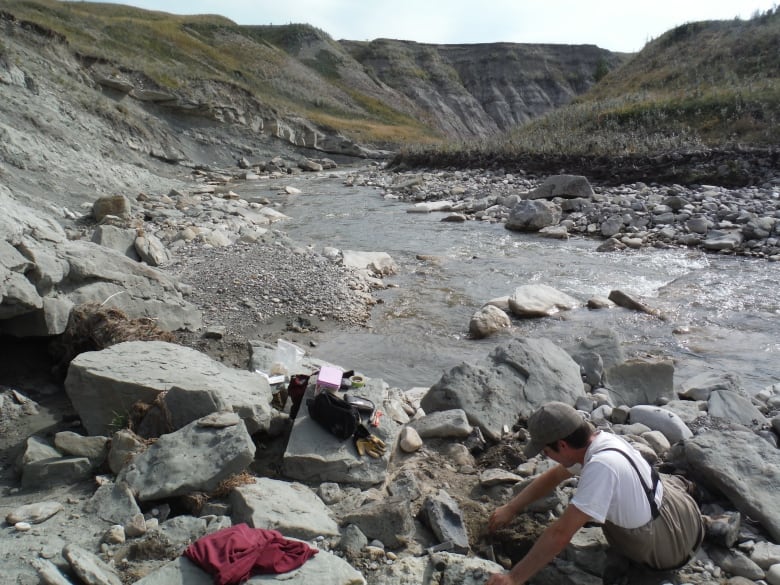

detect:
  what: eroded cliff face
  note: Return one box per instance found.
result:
[340,40,626,139]
[0,9,626,168]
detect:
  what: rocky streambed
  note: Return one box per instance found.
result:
[2,157,780,585]
[350,166,780,260]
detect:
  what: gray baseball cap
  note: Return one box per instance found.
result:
[524,401,585,458]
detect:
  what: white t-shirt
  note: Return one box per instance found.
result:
[570,432,664,529]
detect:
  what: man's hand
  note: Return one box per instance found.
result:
[486,572,519,585]
[488,504,516,532]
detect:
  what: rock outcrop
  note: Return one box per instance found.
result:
[340,40,624,139]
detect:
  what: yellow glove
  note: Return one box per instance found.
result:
[355,435,386,458]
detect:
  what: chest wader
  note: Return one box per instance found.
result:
[599,448,704,571]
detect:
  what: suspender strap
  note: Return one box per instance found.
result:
[600,447,661,519]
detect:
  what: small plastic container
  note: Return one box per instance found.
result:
[315,365,342,395]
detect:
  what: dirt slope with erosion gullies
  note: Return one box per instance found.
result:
[1,0,627,149]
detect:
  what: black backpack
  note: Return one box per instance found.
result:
[307,391,361,440]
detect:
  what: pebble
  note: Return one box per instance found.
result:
[14,522,31,532]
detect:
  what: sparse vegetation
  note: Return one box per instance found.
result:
[2,0,777,159]
[593,58,610,82]
[2,0,440,144]
[108,409,129,433]
[394,8,780,165]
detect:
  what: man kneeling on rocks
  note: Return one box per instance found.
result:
[487,402,703,585]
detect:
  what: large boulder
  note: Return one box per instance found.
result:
[120,413,255,501]
[65,340,276,436]
[677,430,780,542]
[707,389,768,429]
[564,329,626,388]
[505,200,561,232]
[421,337,585,442]
[508,284,578,317]
[678,371,742,401]
[340,496,415,549]
[231,478,340,540]
[91,225,141,261]
[525,175,595,200]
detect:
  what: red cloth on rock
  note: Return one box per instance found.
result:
[184,523,318,585]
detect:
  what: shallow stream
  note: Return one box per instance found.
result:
[237,169,780,395]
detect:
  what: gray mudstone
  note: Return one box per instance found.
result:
[421,337,585,442]
[409,409,472,439]
[603,359,675,406]
[65,340,275,436]
[421,490,470,553]
[230,478,340,540]
[63,543,122,585]
[91,225,140,260]
[340,496,415,549]
[680,430,780,542]
[84,482,142,526]
[708,389,768,429]
[21,457,92,489]
[120,414,255,501]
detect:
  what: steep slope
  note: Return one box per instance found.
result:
[341,40,624,137]
[507,9,780,152]
[1,0,625,148]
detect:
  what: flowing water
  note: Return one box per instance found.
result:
[236,170,780,394]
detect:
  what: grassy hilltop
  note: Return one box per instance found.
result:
[400,8,780,166]
[512,10,780,154]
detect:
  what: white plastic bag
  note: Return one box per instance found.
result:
[270,339,305,377]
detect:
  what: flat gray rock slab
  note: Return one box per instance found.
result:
[231,478,340,540]
[130,557,212,585]
[63,543,122,585]
[282,378,396,488]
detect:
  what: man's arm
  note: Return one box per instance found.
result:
[488,464,572,532]
[487,503,591,585]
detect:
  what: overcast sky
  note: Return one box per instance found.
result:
[76,1,778,52]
